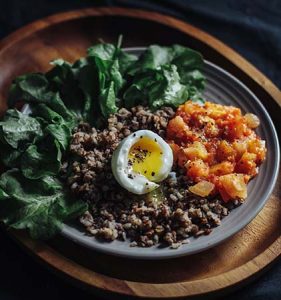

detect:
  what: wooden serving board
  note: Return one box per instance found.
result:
[0,7,280,299]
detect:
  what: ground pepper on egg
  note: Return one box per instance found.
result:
[111,129,173,194]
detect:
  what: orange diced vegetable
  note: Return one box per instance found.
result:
[184,141,208,161]
[219,174,247,200]
[189,181,215,197]
[186,159,209,181]
[166,100,266,202]
[209,161,234,176]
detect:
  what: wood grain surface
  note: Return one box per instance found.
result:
[0,7,280,299]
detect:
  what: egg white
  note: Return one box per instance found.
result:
[111,130,173,195]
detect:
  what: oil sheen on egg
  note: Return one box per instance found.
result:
[111,130,173,194]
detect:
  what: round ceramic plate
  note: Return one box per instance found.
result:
[61,47,279,260]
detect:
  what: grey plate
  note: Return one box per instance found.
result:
[61,48,280,260]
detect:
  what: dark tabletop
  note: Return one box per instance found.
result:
[0,0,280,299]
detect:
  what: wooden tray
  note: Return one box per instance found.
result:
[0,7,280,299]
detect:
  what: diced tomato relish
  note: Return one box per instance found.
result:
[166,101,266,202]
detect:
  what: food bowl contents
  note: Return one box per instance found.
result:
[0,38,268,249]
[167,101,266,202]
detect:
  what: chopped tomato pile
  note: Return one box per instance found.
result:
[166,101,266,202]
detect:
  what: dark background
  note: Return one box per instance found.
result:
[0,0,280,299]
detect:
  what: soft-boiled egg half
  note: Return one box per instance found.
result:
[111,130,173,194]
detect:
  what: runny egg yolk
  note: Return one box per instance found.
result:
[112,130,173,194]
[128,136,162,181]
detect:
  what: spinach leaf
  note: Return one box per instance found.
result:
[75,60,99,123]
[127,45,173,75]
[8,73,49,104]
[118,50,138,75]
[87,44,121,118]
[0,107,69,176]
[88,43,122,89]
[47,59,85,119]
[0,170,87,239]
[99,80,118,117]
[0,109,43,149]
[124,45,205,108]
[87,37,137,118]
[148,65,190,109]
[87,43,117,61]
[127,45,204,78]
[123,83,145,108]
[30,103,65,124]
[0,109,43,168]
[30,104,73,150]
[21,137,62,179]
[8,74,75,120]
[44,124,71,151]
[0,143,22,168]
[124,65,189,109]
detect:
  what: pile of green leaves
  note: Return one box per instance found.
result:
[123,45,205,108]
[0,37,205,239]
[0,108,87,239]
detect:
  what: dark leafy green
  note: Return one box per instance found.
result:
[124,65,190,109]
[75,60,99,123]
[0,109,43,149]
[47,59,85,120]
[0,109,43,168]
[127,44,204,77]
[44,123,71,151]
[8,74,74,121]
[30,104,73,150]
[0,143,22,168]
[21,137,62,179]
[0,170,87,239]
[124,44,205,107]
[87,36,137,118]
[99,80,118,117]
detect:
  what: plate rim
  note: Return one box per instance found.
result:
[61,47,280,260]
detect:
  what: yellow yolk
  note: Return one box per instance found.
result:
[112,130,173,194]
[128,136,163,181]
